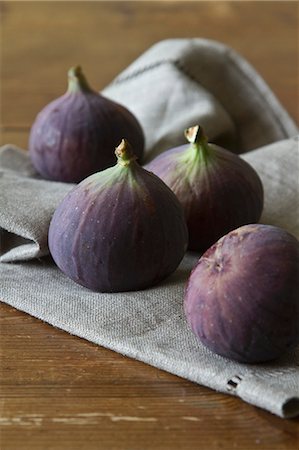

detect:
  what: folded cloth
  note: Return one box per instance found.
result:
[103,38,298,159]
[1,38,299,418]
[0,146,73,262]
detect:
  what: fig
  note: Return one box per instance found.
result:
[48,139,188,293]
[145,125,264,252]
[184,224,299,363]
[29,66,144,183]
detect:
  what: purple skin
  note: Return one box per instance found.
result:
[145,126,264,253]
[29,67,144,183]
[184,224,299,363]
[48,140,188,293]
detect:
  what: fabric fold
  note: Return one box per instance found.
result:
[0,146,73,262]
[103,38,298,159]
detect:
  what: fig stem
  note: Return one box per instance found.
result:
[115,139,137,166]
[184,125,207,145]
[67,66,93,93]
[184,125,211,162]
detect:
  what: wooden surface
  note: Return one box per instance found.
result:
[0,1,298,449]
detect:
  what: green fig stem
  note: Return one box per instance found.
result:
[115,139,137,167]
[184,125,211,163]
[67,66,93,93]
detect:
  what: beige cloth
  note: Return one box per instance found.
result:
[1,39,298,418]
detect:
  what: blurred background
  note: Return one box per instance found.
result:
[0,0,298,148]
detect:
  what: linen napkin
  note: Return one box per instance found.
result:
[1,38,298,418]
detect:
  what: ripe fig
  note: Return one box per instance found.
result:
[29,66,144,183]
[48,139,188,293]
[145,125,264,252]
[184,224,299,363]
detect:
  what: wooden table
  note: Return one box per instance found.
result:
[1,2,298,449]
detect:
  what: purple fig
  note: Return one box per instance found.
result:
[145,125,264,252]
[184,224,299,363]
[29,66,144,183]
[48,139,188,293]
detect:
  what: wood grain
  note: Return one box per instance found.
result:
[1,303,298,450]
[0,1,298,146]
[0,2,298,449]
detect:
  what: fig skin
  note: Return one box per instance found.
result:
[145,125,264,253]
[29,66,144,183]
[48,139,188,293]
[184,224,299,363]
